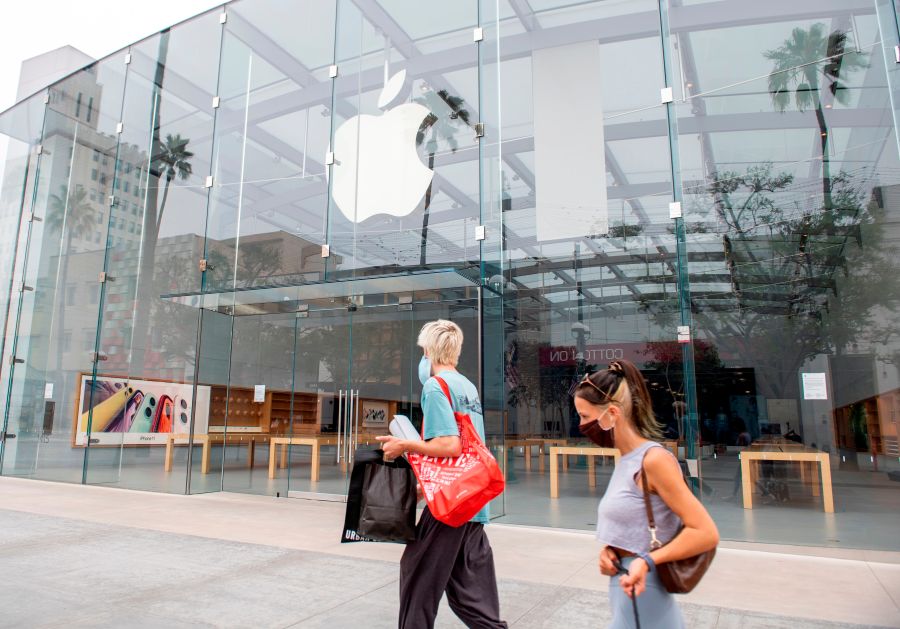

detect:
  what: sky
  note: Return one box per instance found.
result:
[0,0,223,112]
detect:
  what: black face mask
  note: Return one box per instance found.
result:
[580,419,614,447]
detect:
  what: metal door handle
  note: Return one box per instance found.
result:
[336,390,344,463]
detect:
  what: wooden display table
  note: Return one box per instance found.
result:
[505,438,544,472]
[268,435,340,481]
[740,446,834,513]
[165,434,210,473]
[164,432,270,474]
[268,433,386,480]
[549,446,620,498]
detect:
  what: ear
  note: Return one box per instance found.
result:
[607,404,625,423]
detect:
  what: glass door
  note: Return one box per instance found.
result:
[284,284,486,503]
[284,294,417,499]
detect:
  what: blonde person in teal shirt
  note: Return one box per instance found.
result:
[378,319,507,629]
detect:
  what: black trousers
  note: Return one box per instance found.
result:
[398,509,508,629]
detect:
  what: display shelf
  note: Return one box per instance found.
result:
[205,386,325,435]
[208,385,270,432]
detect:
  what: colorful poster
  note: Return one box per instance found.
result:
[74,374,210,446]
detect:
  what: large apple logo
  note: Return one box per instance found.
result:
[329,70,434,223]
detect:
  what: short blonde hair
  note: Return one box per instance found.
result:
[417,319,463,366]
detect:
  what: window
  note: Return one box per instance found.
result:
[93,150,99,162]
[94,231,101,244]
[123,181,129,193]
[89,190,96,202]
[134,187,140,198]
[91,169,98,181]
[100,174,107,186]
[75,93,82,118]
[82,329,94,351]
[129,221,135,234]
[86,97,93,123]
[113,179,120,191]
[66,284,76,306]
[125,163,132,174]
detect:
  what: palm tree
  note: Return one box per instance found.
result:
[46,184,96,371]
[156,133,194,232]
[413,89,470,267]
[765,25,867,211]
[130,30,198,373]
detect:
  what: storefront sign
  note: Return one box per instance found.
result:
[254,384,266,403]
[539,344,647,367]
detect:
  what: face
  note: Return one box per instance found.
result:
[574,396,616,430]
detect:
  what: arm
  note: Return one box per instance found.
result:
[376,434,462,459]
[620,447,719,596]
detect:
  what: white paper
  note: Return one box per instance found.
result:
[802,373,828,400]
[254,385,266,403]
[389,415,422,441]
[44,383,54,399]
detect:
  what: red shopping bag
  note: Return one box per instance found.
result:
[407,377,505,527]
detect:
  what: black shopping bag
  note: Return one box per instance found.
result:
[341,449,417,543]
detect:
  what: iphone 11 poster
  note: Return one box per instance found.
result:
[73,374,211,446]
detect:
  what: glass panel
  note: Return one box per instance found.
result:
[0,95,45,472]
[201,0,338,494]
[325,0,480,278]
[82,11,224,491]
[487,0,675,527]
[675,1,900,548]
[480,0,507,517]
[2,58,126,484]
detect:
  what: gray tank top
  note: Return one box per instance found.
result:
[595,441,682,554]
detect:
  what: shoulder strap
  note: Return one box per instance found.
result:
[433,376,454,411]
[420,376,455,439]
[640,446,662,549]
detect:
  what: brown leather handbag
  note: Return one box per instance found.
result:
[640,452,716,593]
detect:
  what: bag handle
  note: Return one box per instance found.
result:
[433,376,455,411]
[432,376,486,448]
[640,448,663,550]
[419,376,455,439]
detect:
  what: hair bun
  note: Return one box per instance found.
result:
[608,361,625,375]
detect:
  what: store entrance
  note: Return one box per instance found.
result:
[196,272,491,504]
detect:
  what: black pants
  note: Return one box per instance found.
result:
[398,509,508,629]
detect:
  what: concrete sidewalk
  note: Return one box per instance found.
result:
[0,477,897,628]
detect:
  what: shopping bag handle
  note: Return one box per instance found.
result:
[433,376,455,411]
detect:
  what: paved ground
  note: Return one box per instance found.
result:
[1,477,898,628]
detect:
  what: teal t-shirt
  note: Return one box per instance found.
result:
[421,370,490,524]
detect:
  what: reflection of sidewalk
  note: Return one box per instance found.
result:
[1,477,898,628]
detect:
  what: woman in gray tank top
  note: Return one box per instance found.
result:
[573,360,719,628]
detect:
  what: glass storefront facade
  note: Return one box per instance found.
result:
[0,0,898,550]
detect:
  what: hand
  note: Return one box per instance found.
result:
[618,559,649,599]
[598,547,618,577]
[376,436,406,461]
